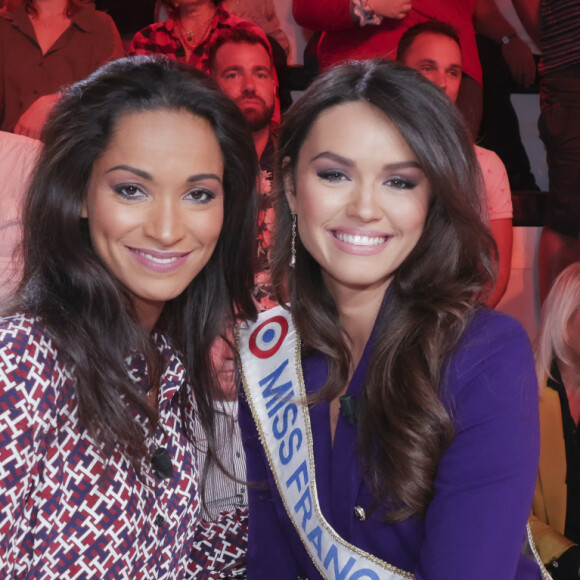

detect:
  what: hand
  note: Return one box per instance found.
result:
[369,0,413,19]
[13,93,59,140]
[501,36,536,87]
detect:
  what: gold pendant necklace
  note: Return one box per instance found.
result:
[178,14,213,48]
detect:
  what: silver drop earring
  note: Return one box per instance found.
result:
[290,213,297,269]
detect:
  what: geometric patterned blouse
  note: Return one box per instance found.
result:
[0,314,246,578]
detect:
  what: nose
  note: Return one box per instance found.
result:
[346,182,382,222]
[434,70,447,91]
[143,197,186,247]
[241,72,256,93]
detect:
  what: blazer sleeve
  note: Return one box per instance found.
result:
[414,312,541,579]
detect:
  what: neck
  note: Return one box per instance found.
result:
[179,2,216,24]
[133,297,165,334]
[558,358,580,388]
[253,126,270,160]
[33,0,68,17]
[331,284,387,368]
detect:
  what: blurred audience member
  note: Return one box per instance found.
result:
[154,0,289,56]
[531,262,580,578]
[293,0,539,139]
[208,25,277,306]
[535,0,580,302]
[223,0,289,57]
[0,132,41,299]
[476,0,539,191]
[130,0,265,74]
[209,26,276,172]
[0,0,21,12]
[398,20,513,307]
[0,0,123,138]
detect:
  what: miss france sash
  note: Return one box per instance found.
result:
[237,306,553,580]
[236,305,413,580]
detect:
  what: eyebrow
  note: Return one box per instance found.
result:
[221,65,272,75]
[310,151,422,171]
[105,165,222,184]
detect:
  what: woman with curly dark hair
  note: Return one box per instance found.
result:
[237,59,546,579]
[0,55,258,578]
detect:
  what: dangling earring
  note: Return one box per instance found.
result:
[290,213,297,269]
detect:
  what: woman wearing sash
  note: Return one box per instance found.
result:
[237,59,544,579]
[0,56,257,577]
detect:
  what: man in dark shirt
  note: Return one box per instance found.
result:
[209,25,278,308]
[208,25,276,174]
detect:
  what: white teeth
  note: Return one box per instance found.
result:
[135,250,179,264]
[334,232,387,246]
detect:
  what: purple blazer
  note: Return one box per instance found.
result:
[239,308,542,579]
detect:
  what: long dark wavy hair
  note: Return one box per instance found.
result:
[7,55,258,483]
[271,59,496,521]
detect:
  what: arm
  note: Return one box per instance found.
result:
[13,93,59,140]
[474,0,536,86]
[529,381,579,577]
[292,0,355,31]
[529,514,578,576]
[0,319,54,572]
[292,0,410,31]
[129,27,159,57]
[415,314,540,579]
[512,0,541,48]
[487,218,513,308]
[476,147,513,307]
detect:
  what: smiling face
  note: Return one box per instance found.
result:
[400,32,463,103]
[83,108,224,330]
[212,41,276,132]
[285,101,430,304]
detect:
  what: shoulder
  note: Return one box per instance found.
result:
[0,314,66,404]
[0,313,58,367]
[74,4,117,33]
[453,308,532,368]
[130,19,173,46]
[0,131,42,168]
[0,314,63,376]
[474,145,508,179]
[445,309,537,404]
[216,6,266,35]
[1,312,46,344]
[135,19,172,36]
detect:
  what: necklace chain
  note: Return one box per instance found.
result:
[178,14,213,47]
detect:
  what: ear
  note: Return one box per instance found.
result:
[80,199,88,219]
[282,156,297,214]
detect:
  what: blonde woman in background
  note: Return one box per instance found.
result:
[532,262,580,579]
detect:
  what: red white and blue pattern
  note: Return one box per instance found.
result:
[0,314,246,578]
